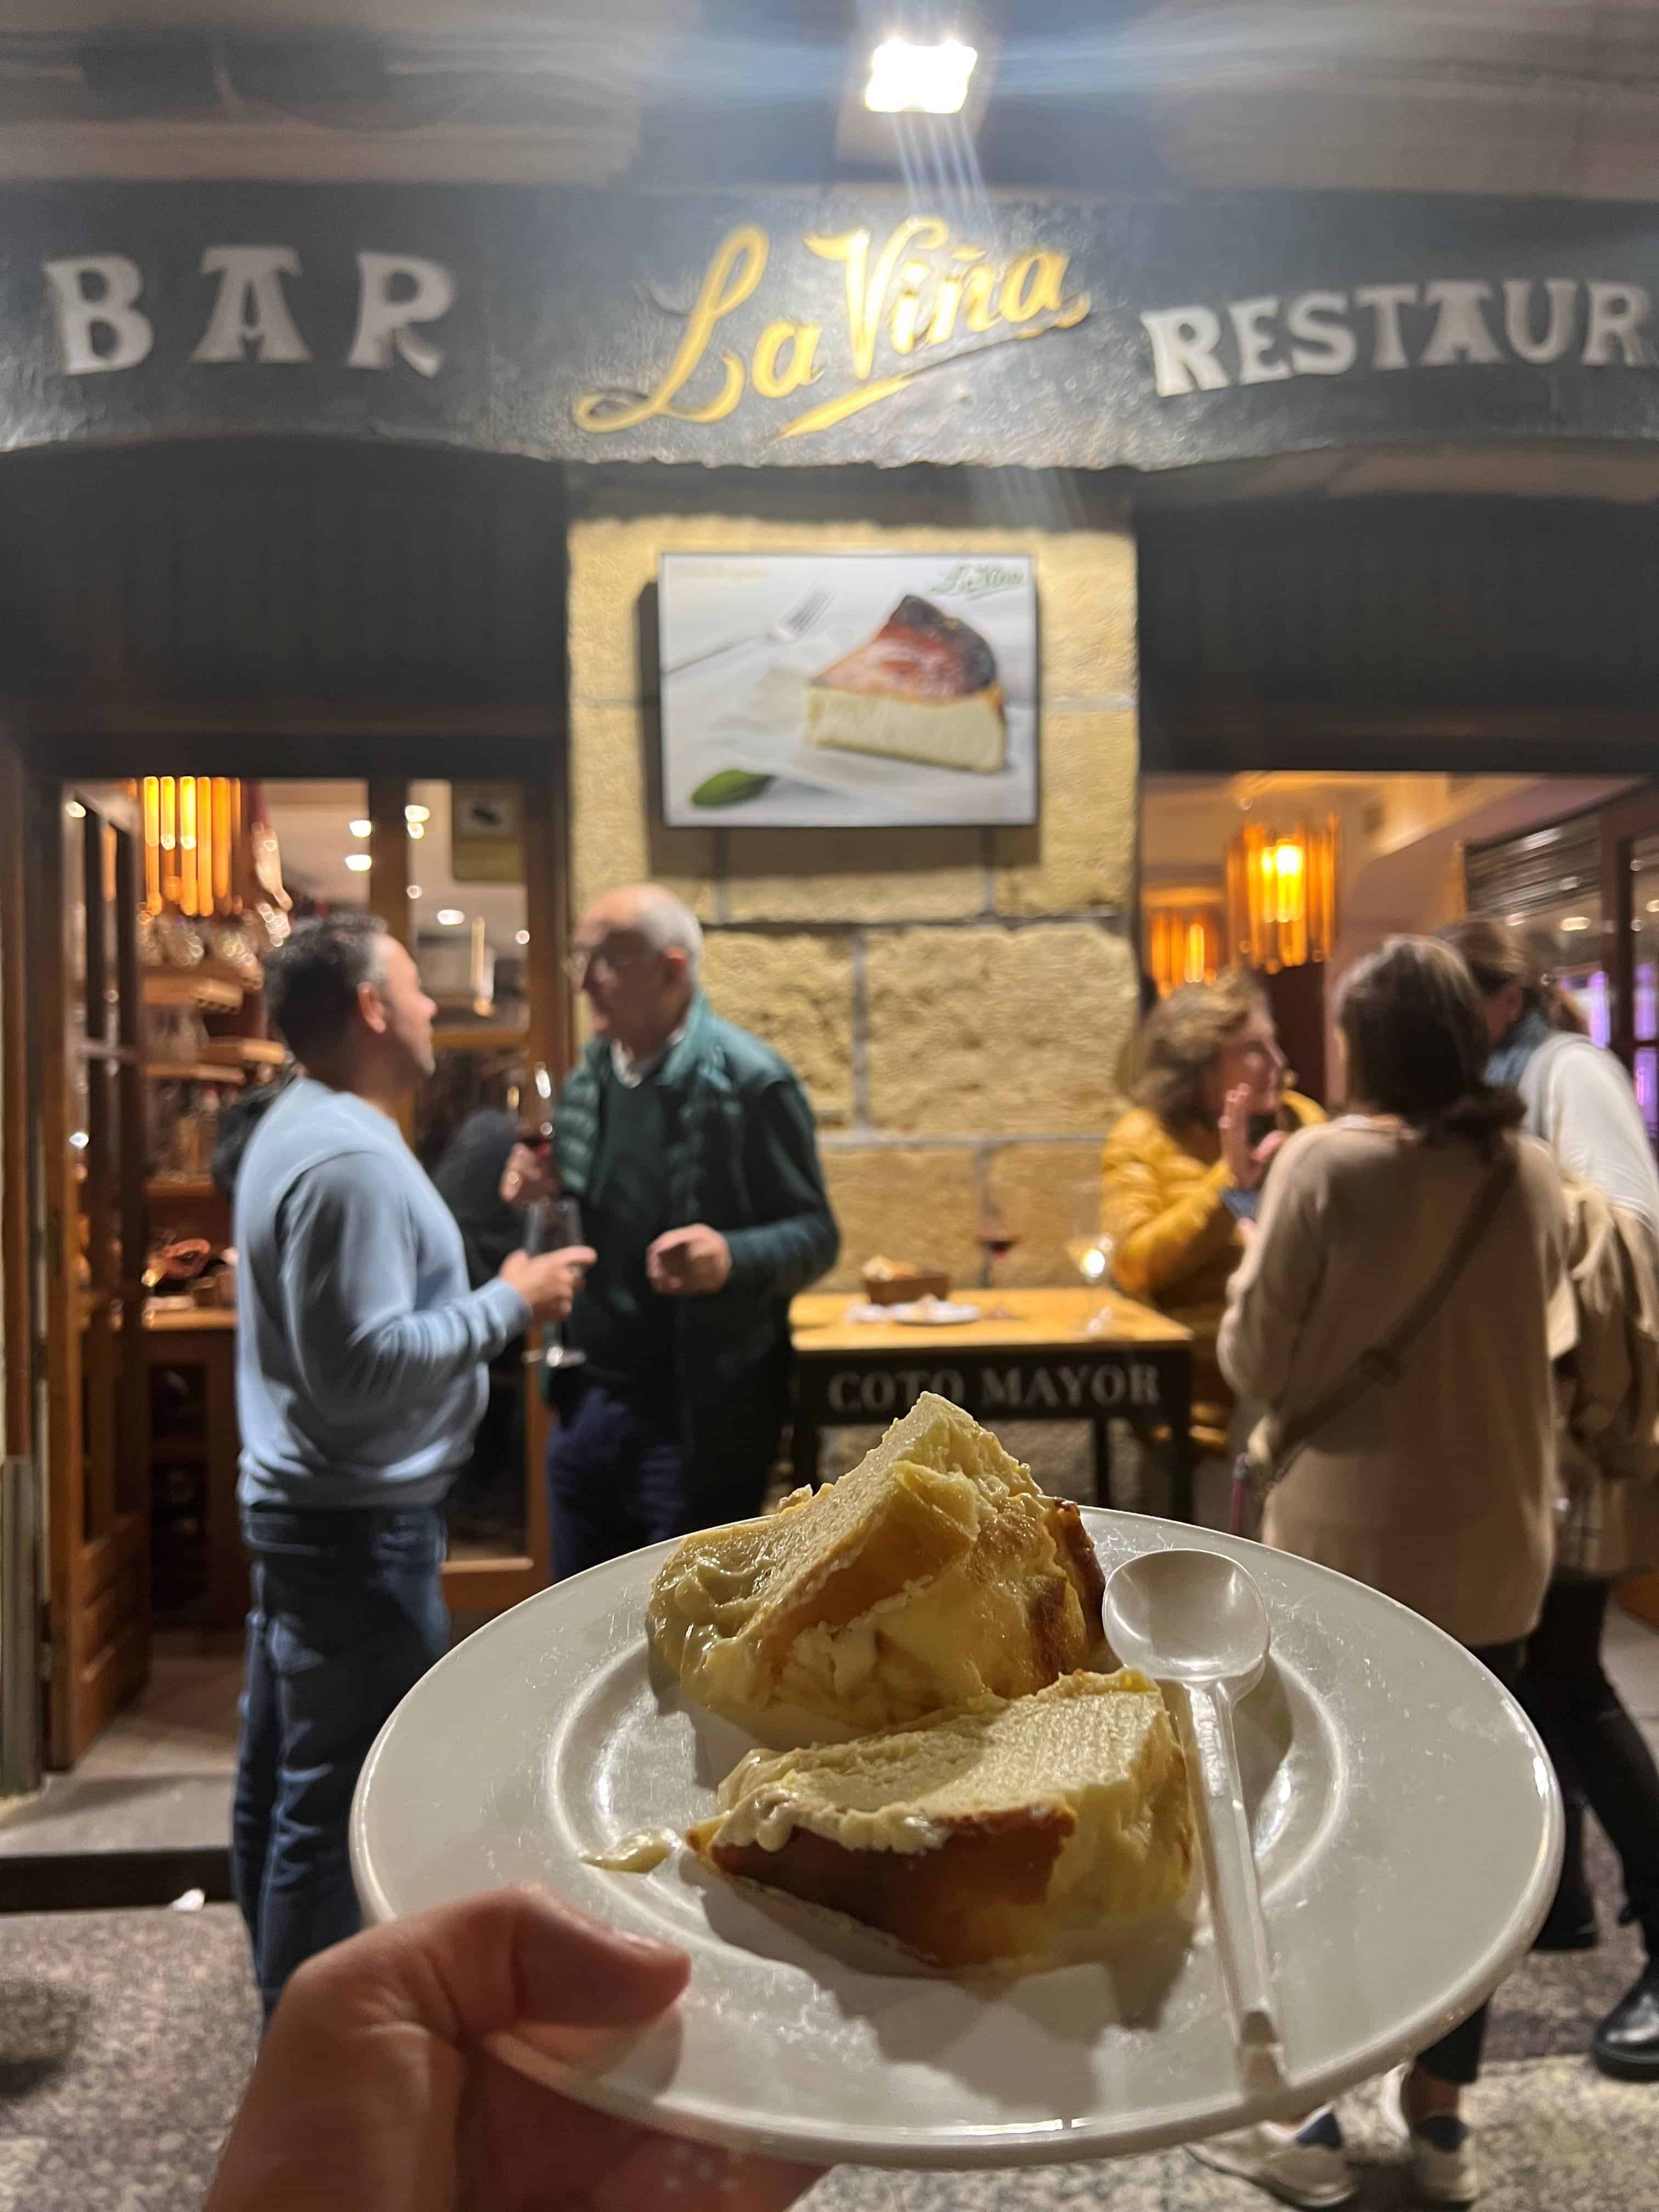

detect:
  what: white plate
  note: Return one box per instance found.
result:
[351,1509,1561,2171]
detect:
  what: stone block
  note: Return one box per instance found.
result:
[724,827,986,923]
[983,1139,1114,1288]
[701,932,855,1128]
[567,702,715,919]
[1031,531,1138,704]
[865,923,1136,1135]
[819,1145,982,1294]
[992,709,1138,916]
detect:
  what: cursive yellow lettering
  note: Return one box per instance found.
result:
[777,372,917,439]
[962,263,1000,334]
[889,260,931,356]
[927,273,965,346]
[572,225,766,432]
[1000,251,1068,325]
[804,228,871,376]
[807,216,946,380]
[751,318,822,397]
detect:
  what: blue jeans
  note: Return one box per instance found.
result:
[546,1378,781,1580]
[232,1502,448,2017]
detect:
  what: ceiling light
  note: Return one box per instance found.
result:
[436,907,465,926]
[1646,900,1659,915]
[1560,915,1590,932]
[343,853,372,873]
[515,929,529,946]
[405,804,430,823]
[864,35,977,115]
[349,818,371,838]
[65,799,86,819]
[407,884,422,899]
[407,821,425,839]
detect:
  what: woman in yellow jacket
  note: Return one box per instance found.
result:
[1101,971,1324,1435]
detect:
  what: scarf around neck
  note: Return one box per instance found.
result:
[1486,1003,1556,1090]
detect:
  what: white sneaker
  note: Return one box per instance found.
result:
[1378,2062,1481,2204]
[1188,2110,1357,2207]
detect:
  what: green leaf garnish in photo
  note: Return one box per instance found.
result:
[691,769,774,808]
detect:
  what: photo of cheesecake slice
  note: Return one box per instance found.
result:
[805,594,1007,775]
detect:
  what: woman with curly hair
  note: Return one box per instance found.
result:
[1102,972,1323,1440]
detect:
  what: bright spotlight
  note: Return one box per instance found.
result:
[864,35,977,116]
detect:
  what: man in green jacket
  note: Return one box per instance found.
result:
[509,883,839,1577]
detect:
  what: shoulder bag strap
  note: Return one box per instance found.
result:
[1262,1144,1518,1483]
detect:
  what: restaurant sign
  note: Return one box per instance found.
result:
[5,184,1659,471]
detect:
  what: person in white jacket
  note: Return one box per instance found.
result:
[1443,917,1659,2086]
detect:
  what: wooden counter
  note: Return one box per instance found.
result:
[789,1286,1195,1518]
[142,1304,243,1629]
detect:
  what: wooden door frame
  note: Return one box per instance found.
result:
[35,783,154,1764]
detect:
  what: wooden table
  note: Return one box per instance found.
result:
[788,1286,1197,1520]
[142,1306,245,1630]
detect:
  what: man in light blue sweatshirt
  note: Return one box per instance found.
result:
[231,913,592,2015]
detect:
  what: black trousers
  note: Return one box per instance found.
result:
[545,1375,783,1581]
[1417,1639,1527,2087]
[1516,1576,1659,1961]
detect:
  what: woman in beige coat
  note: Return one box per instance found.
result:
[1195,939,1572,2212]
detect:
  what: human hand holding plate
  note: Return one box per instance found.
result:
[206,1886,818,2212]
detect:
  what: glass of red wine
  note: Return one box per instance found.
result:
[518,1062,586,1372]
[977,1197,1020,1290]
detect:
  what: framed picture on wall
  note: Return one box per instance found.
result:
[657,551,1039,828]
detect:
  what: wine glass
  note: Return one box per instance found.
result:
[1066,1182,1116,1330]
[526,1192,588,1373]
[977,1196,1020,1290]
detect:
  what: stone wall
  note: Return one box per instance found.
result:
[564,465,1139,1291]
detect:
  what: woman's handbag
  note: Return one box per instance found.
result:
[1228,1147,1518,1537]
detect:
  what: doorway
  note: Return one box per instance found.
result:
[29,768,569,1770]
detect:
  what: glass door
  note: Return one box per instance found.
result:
[1601,786,1659,1150]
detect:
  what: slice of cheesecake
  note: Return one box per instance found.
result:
[687,1669,1196,1969]
[646,1393,1104,1745]
[805,595,1006,774]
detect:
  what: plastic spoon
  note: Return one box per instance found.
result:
[1103,1548,1282,2080]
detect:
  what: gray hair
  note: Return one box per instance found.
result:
[632,885,703,988]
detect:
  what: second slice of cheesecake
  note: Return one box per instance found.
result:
[687,1668,1196,1969]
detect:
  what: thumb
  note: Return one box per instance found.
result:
[309,1887,690,2049]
